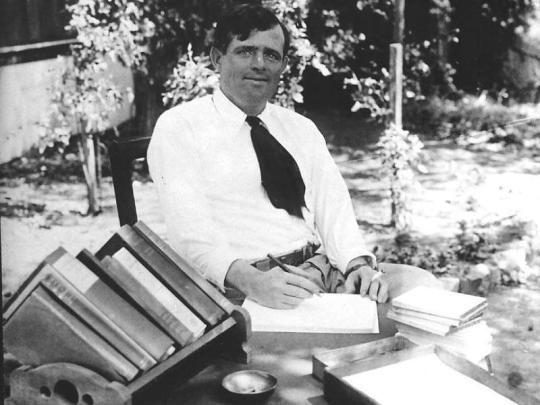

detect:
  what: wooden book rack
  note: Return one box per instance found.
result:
[4,222,250,405]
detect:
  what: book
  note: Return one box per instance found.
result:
[107,225,227,326]
[391,286,487,322]
[387,308,484,336]
[100,253,205,346]
[396,321,492,363]
[4,286,139,383]
[75,249,176,361]
[3,247,66,320]
[242,293,379,333]
[133,221,233,314]
[39,264,157,371]
[391,306,483,327]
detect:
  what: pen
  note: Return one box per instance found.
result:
[267,254,322,297]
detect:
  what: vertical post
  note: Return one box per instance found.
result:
[389,0,405,129]
[393,0,405,44]
[389,44,403,129]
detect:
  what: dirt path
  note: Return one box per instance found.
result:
[2,140,540,399]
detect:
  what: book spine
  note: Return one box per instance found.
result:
[40,269,156,371]
[100,255,197,346]
[118,225,226,326]
[387,311,450,336]
[133,221,234,313]
[113,248,205,339]
[77,249,176,361]
[35,287,139,382]
[393,308,461,326]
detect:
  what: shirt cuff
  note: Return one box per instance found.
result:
[336,248,377,275]
[193,249,239,292]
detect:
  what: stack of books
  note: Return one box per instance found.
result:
[3,224,228,384]
[388,286,492,365]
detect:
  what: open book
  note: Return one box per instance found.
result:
[242,293,378,333]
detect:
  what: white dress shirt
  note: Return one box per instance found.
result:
[147,89,372,289]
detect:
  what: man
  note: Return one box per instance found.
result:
[148,4,439,309]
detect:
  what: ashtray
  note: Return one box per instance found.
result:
[222,370,277,401]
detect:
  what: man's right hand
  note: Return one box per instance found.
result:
[225,259,321,309]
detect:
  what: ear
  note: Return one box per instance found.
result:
[210,47,223,72]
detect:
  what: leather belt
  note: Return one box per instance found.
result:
[251,243,320,271]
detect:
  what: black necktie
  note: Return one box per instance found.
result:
[246,116,306,219]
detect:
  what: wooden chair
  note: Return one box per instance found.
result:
[108,136,152,226]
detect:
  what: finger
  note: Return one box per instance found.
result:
[283,265,321,285]
[344,271,360,294]
[368,278,380,301]
[359,271,373,296]
[286,273,322,294]
[282,283,312,299]
[377,280,389,303]
[280,294,304,307]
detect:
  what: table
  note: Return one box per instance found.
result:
[155,303,397,405]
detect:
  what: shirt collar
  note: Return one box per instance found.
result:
[212,88,273,131]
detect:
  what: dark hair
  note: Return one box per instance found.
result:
[214,4,290,56]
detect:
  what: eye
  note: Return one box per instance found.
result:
[264,51,281,62]
[237,48,255,56]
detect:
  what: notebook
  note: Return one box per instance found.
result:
[242,293,378,333]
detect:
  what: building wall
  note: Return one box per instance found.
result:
[0,56,134,164]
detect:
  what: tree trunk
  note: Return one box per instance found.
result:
[134,71,163,138]
[78,133,101,215]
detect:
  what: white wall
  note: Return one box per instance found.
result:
[0,57,134,164]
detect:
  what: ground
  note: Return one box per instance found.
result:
[2,113,539,399]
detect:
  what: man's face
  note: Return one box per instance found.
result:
[211,25,287,115]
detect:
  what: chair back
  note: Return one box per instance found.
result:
[108,136,151,225]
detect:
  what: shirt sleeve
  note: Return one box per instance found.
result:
[147,110,239,290]
[306,122,376,273]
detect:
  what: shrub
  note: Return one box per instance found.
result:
[376,125,423,229]
[404,94,540,144]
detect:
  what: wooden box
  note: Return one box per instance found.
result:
[323,343,540,405]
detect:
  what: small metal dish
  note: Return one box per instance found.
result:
[222,370,277,401]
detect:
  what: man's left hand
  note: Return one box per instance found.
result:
[344,266,388,303]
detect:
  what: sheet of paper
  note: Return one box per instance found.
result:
[242,293,378,333]
[343,353,517,405]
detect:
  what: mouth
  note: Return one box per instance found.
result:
[244,77,268,83]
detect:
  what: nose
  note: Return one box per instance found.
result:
[251,51,265,70]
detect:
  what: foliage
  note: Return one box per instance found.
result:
[264,0,329,108]
[163,0,329,110]
[451,0,537,93]
[376,124,423,229]
[450,221,496,264]
[376,232,455,275]
[404,94,540,146]
[40,54,126,150]
[162,44,218,107]
[377,222,495,276]
[41,1,138,214]
[303,0,535,119]
[67,0,156,72]
[66,0,536,121]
